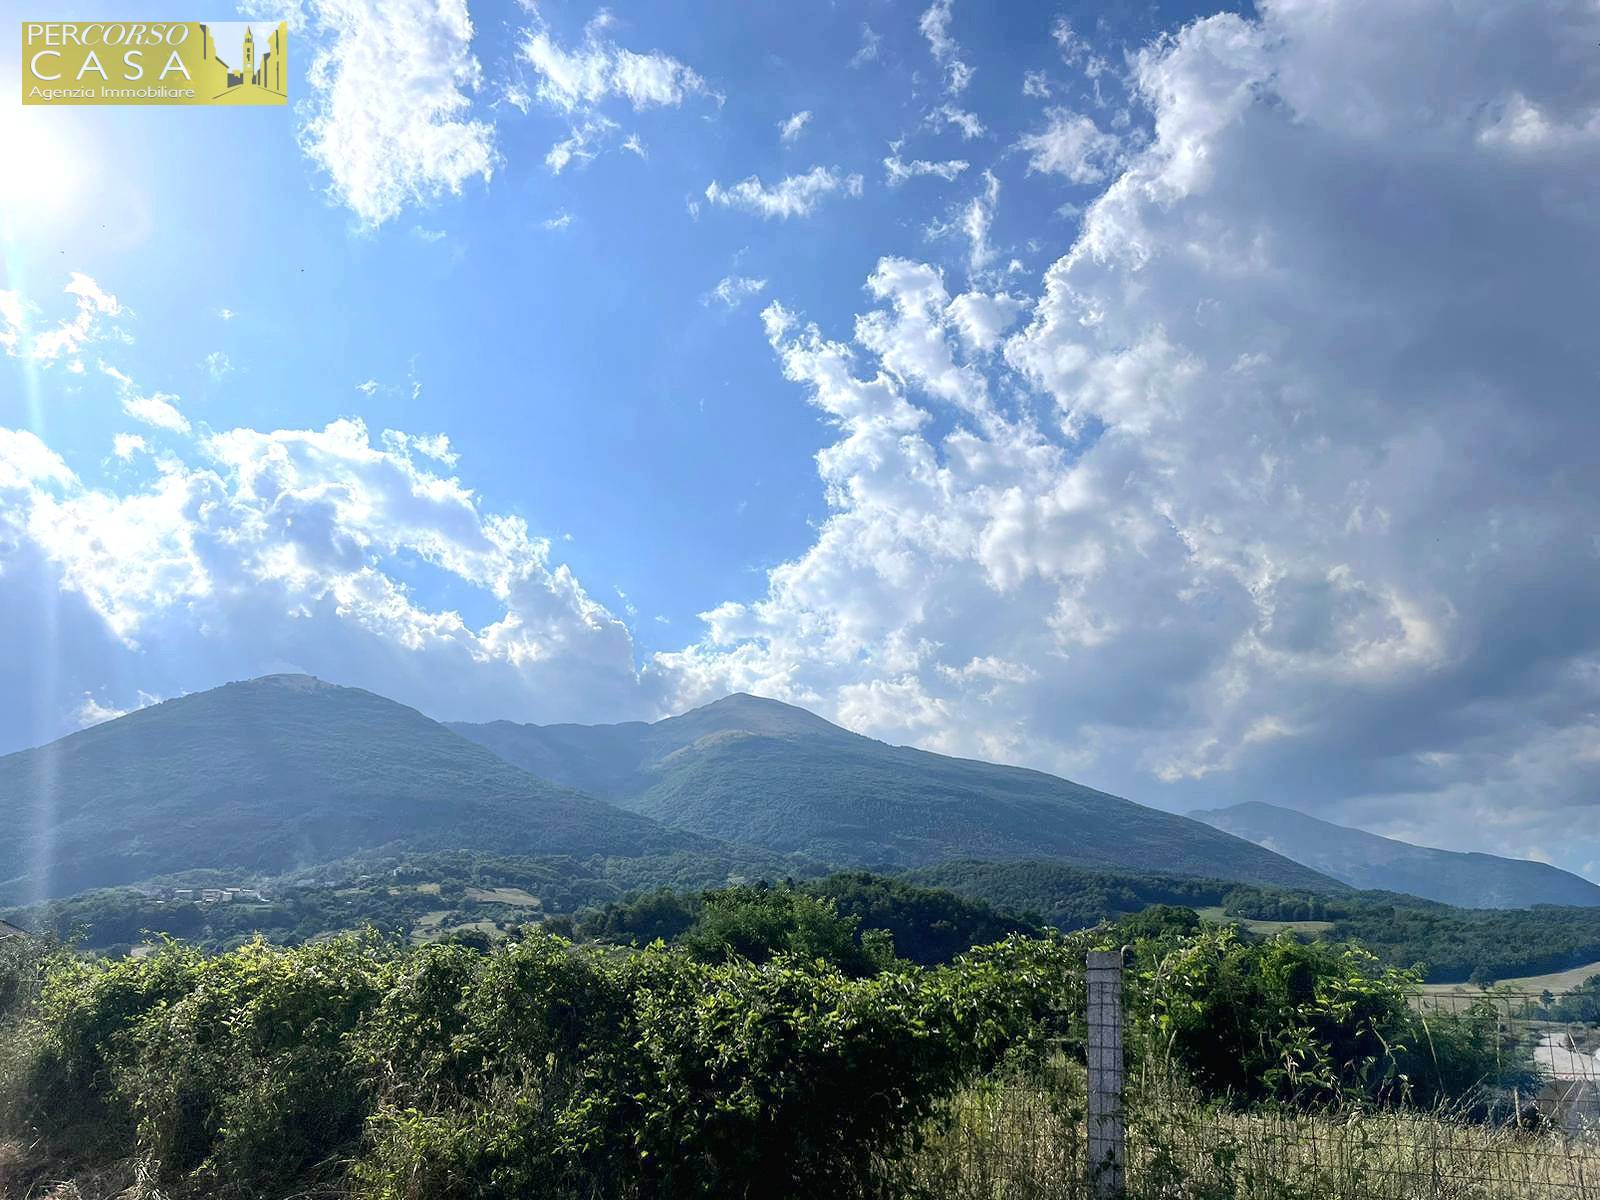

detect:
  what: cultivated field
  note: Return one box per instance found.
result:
[1421,959,1600,998]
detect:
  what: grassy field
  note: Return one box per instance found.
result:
[1420,958,1600,997]
[904,1073,1600,1200]
[464,885,541,906]
[1195,906,1336,937]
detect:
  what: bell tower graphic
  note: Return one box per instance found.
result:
[193,21,288,102]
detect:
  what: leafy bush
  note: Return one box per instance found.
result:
[1133,928,1532,1110]
[357,930,1085,1199]
[676,884,894,976]
[0,920,1553,1199]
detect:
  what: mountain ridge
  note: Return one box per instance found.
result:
[449,696,1342,891]
[1192,800,1600,909]
[0,674,708,903]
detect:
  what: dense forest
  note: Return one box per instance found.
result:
[10,858,1600,986]
[905,862,1600,984]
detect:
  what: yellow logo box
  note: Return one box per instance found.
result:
[22,21,287,105]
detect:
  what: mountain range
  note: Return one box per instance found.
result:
[1193,801,1600,909]
[449,697,1333,887]
[1,674,1334,902]
[5,674,1592,912]
[0,675,700,902]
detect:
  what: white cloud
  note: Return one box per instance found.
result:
[75,695,128,728]
[0,409,650,752]
[1023,70,1052,100]
[122,394,190,434]
[849,24,881,69]
[289,0,496,227]
[510,6,713,175]
[919,0,972,95]
[100,363,190,434]
[658,0,1600,875]
[75,690,159,729]
[543,211,574,231]
[958,170,1000,276]
[519,8,711,112]
[778,110,812,144]
[944,290,1026,353]
[884,143,969,186]
[930,103,985,140]
[217,308,236,321]
[111,434,147,460]
[203,351,234,381]
[704,275,768,309]
[703,167,864,220]
[2,273,122,365]
[1017,109,1123,184]
[544,115,617,173]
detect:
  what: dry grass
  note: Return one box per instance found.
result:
[462,886,541,907]
[1422,962,1600,999]
[902,1073,1600,1200]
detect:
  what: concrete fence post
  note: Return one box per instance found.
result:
[1086,949,1126,1199]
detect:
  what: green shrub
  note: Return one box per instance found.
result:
[1133,928,1532,1110]
[355,930,1086,1199]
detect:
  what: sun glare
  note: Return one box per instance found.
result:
[0,107,95,236]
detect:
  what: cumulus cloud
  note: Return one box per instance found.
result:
[281,0,496,228]
[703,167,864,220]
[944,290,1026,354]
[0,409,648,754]
[1017,109,1122,183]
[659,0,1600,875]
[111,434,147,461]
[1,274,122,366]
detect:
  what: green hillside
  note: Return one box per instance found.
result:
[452,695,1339,890]
[1193,801,1600,909]
[0,675,699,903]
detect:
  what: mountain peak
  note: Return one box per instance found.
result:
[1,673,687,902]
[665,692,846,739]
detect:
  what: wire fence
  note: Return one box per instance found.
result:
[899,961,1600,1199]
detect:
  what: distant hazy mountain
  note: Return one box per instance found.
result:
[0,675,700,902]
[451,695,1338,890]
[1192,801,1600,909]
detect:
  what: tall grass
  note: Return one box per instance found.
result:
[901,1069,1600,1200]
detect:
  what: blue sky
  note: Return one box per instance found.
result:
[3,0,1599,877]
